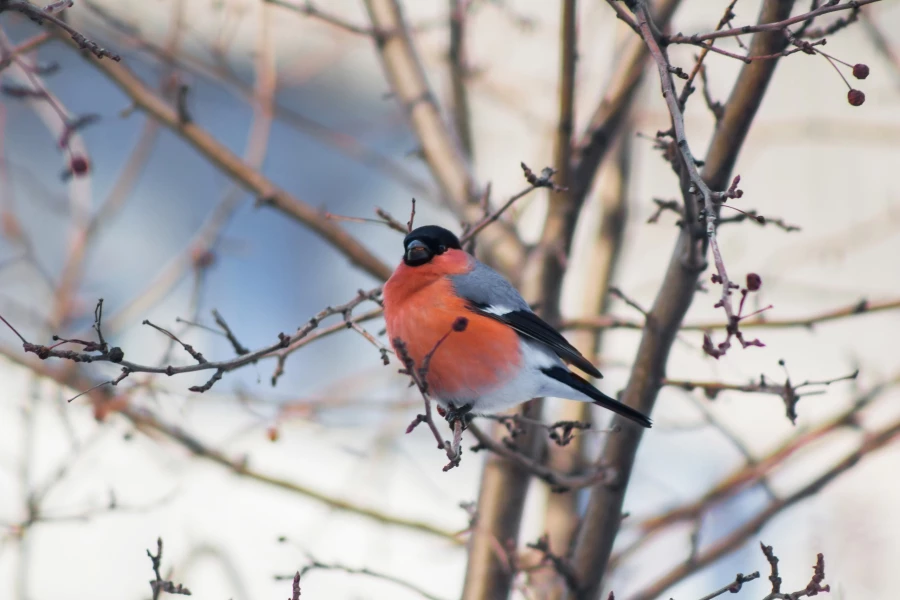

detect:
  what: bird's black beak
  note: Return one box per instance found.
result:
[404,239,432,266]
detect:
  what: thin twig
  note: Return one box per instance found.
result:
[461,163,560,244]
[666,0,882,44]
[147,538,191,599]
[60,41,392,280]
[4,0,121,61]
[468,424,613,493]
[562,297,900,332]
[277,554,448,600]
[1,290,384,395]
[394,322,467,471]
[697,571,760,600]
[264,0,378,36]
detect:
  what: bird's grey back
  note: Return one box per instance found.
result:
[450,259,530,312]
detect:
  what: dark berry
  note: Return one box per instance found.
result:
[70,155,90,176]
[847,89,865,106]
[746,273,762,291]
[852,64,869,80]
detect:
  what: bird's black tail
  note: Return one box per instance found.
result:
[541,366,652,428]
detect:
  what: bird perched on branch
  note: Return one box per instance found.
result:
[382,225,651,428]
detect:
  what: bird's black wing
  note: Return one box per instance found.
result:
[469,303,602,379]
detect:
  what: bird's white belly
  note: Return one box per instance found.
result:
[435,340,581,414]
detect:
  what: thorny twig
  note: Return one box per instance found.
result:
[3,0,121,61]
[481,413,617,447]
[702,272,769,359]
[621,1,761,359]
[664,364,859,423]
[147,538,191,599]
[468,423,613,493]
[760,543,830,600]
[1,291,384,396]
[394,318,469,471]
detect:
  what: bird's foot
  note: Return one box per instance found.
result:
[444,403,474,430]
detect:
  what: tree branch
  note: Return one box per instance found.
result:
[562,297,900,332]
[363,0,524,274]
[61,37,392,281]
[3,0,120,61]
[567,1,798,597]
[448,0,473,159]
[666,0,883,46]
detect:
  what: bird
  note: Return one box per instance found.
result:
[382,225,652,428]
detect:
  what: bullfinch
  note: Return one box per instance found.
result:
[382,225,652,428]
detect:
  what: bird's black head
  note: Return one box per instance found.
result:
[402,225,462,267]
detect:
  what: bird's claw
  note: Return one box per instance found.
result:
[444,403,474,430]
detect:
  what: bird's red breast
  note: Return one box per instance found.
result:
[383,249,522,400]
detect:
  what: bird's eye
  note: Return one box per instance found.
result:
[438,245,447,253]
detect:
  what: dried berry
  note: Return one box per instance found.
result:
[852,63,869,80]
[108,347,124,363]
[70,155,90,176]
[847,89,865,106]
[452,316,469,332]
[746,273,762,291]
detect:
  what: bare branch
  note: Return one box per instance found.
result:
[1,290,384,395]
[666,0,883,45]
[60,39,392,280]
[211,310,249,356]
[448,0,473,158]
[468,424,613,493]
[628,385,899,599]
[394,318,469,471]
[3,0,120,61]
[265,0,378,36]
[697,571,760,600]
[570,1,799,595]
[147,538,191,599]
[364,0,524,273]
[277,554,448,600]
[460,163,560,245]
[562,297,900,333]
[663,367,858,424]
[0,341,463,542]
